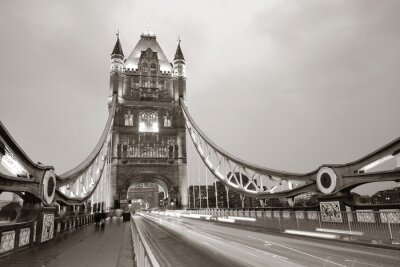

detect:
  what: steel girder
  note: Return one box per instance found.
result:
[180,98,400,199]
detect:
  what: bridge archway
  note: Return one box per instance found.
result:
[121,173,177,209]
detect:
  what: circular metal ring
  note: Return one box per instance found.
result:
[43,169,56,205]
[316,167,337,194]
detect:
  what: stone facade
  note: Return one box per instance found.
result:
[108,33,188,209]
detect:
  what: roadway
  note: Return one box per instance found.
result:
[135,212,400,267]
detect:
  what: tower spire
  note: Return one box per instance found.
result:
[174,38,185,61]
[111,31,124,57]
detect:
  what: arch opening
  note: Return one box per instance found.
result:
[123,173,177,211]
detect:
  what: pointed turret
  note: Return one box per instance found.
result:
[111,36,124,57]
[174,42,185,61]
[173,39,186,79]
[109,32,125,107]
[173,38,186,100]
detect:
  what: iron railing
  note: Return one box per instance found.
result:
[177,209,400,246]
[130,214,160,267]
[0,213,95,257]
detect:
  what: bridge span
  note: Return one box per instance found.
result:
[1,213,399,267]
[1,31,400,266]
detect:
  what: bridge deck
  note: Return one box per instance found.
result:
[0,217,133,267]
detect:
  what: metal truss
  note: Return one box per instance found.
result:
[180,98,400,198]
[56,94,117,205]
[180,98,314,198]
[0,94,118,206]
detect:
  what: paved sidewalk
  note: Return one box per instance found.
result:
[0,217,134,267]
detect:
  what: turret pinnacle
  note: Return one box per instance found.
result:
[174,40,185,61]
[111,31,124,57]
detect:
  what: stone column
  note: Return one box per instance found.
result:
[110,131,119,209]
[178,165,188,209]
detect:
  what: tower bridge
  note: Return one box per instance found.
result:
[0,32,399,266]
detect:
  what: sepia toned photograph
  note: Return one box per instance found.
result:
[0,1,399,266]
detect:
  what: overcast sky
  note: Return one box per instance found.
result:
[0,0,399,195]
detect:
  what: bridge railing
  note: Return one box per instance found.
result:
[0,213,95,258]
[0,216,37,256]
[130,214,160,267]
[53,214,95,236]
[179,209,400,246]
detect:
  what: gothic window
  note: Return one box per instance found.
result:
[163,111,172,127]
[142,78,151,88]
[139,111,159,132]
[150,63,157,74]
[124,110,134,126]
[142,63,148,73]
[132,77,139,89]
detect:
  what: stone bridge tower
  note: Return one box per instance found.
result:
[108,32,188,209]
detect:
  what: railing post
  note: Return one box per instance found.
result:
[347,212,353,236]
[318,211,322,229]
[278,213,282,231]
[387,220,393,243]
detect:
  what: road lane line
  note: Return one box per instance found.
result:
[199,224,295,263]
[344,259,383,267]
[227,242,259,257]
[248,236,347,267]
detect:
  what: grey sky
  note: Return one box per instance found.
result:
[0,1,399,195]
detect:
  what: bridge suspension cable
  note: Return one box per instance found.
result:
[181,97,400,199]
[180,97,314,199]
[55,94,117,206]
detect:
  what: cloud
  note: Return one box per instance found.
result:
[0,0,399,195]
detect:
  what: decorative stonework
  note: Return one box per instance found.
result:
[380,209,400,224]
[257,211,263,218]
[295,211,305,220]
[282,211,290,219]
[41,214,54,242]
[265,211,272,218]
[307,211,318,220]
[19,228,30,247]
[0,230,15,253]
[316,167,337,194]
[273,211,280,219]
[320,201,343,223]
[356,210,375,223]
[42,169,56,205]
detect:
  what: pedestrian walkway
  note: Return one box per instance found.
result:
[0,217,134,267]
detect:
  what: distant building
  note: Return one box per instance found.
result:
[128,183,159,209]
[189,181,259,209]
[371,187,400,204]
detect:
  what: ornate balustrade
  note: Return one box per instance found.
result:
[0,213,95,258]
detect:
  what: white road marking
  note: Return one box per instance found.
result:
[345,259,383,267]
[228,242,259,257]
[248,236,347,267]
